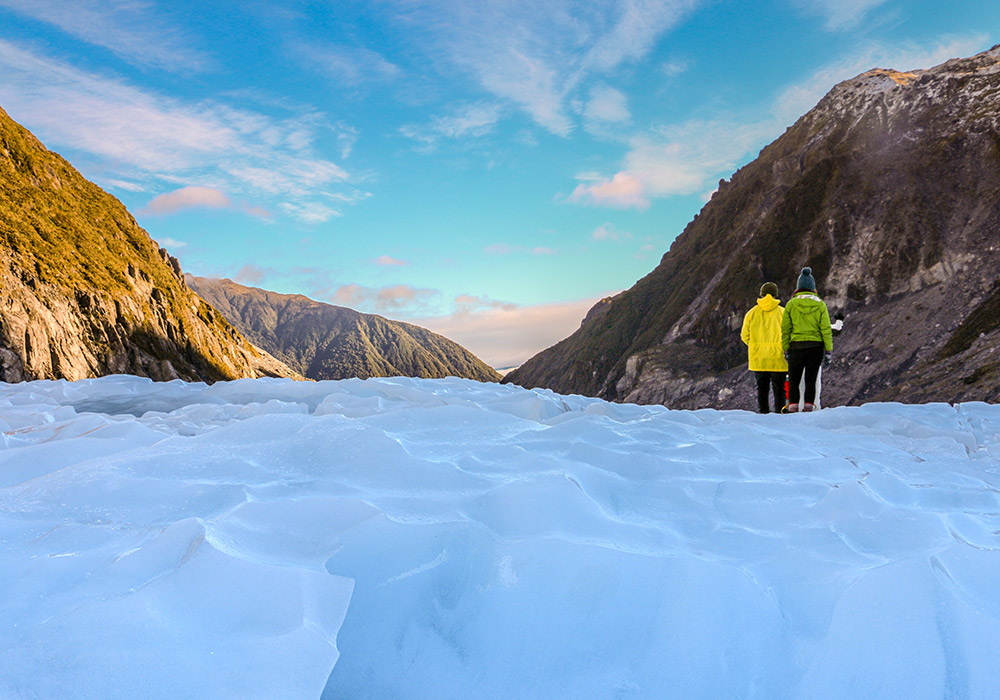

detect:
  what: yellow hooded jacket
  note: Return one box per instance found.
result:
[740,294,788,372]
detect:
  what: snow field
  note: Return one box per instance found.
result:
[1,376,999,699]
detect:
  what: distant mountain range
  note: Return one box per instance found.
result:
[0,105,296,383]
[506,45,1000,407]
[187,276,501,383]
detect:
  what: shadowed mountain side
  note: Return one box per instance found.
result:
[187,276,502,383]
[0,105,298,383]
[505,46,1000,408]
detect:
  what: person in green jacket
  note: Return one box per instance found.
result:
[780,267,833,412]
[740,282,788,413]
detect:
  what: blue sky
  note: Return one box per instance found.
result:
[1,0,997,367]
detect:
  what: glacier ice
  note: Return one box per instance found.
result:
[1,375,999,699]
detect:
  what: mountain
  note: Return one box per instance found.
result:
[0,105,297,383]
[505,45,1000,408]
[186,275,502,383]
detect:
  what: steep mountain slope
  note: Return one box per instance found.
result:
[506,46,1000,408]
[0,105,297,382]
[187,276,502,382]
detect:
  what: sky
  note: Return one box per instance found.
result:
[1,0,998,368]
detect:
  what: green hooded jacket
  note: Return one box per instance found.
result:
[781,291,833,351]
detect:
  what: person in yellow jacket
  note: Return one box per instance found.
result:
[740,282,788,413]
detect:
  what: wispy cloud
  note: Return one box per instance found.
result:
[234,263,269,286]
[583,83,631,125]
[0,0,208,71]
[790,0,891,30]
[101,178,146,192]
[619,120,774,198]
[484,243,557,256]
[157,237,187,250]
[279,201,342,224]
[401,102,503,147]
[375,255,408,266]
[141,185,274,219]
[660,58,690,77]
[321,283,441,315]
[592,223,632,242]
[142,186,232,215]
[454,294,518,315]
[570,172,648,208]
[291,41,400,87]
[0,39,359,223]
[410,294,613,369]
[567,35,989,210]
[385,0,700,135]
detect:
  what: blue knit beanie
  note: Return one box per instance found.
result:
[796,267,816,291]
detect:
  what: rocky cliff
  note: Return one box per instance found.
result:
[505,45,1000,408]
[0,105,297,382]
[187,276,502,383]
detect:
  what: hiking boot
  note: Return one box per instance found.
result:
[802,403,815,412]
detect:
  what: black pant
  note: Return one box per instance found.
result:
[787,346,825,405]
[754,371,786,413]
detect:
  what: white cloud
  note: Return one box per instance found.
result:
[234,264,269,286]
[322,284,440,315]
[660,58,690,77]
[0,0,208,71]
[432,103,503,139]
[569,172,648,208]
[102,178,146,192]
[280,201,342,224]
[292,42,400,86]
[454,294,518,315]
[384,0,700,135]
[583,84,631,124]
[567,35,989,210]
[142,186,232,215]
[0,40,358,224]
[592,223,632,242]
[790,0,890,30]
[401,102,503,147]
[621,120,773,197]
[410,294,612,369]
[375,255,408,266]
[582,0,700,72]
[158,237,187,250]
[634,242,658,260]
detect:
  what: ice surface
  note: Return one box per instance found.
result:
[1,375,999,699]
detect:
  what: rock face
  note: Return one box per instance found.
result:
[0,105,297,383]
[505,45,1000,408]
[187,276,502,383]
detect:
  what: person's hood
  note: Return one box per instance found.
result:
[791,291,825,315]
[756,294,780,311]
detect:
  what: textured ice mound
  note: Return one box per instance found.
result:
[1,376,999,700]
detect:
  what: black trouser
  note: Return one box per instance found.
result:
[787,345,825,405]
[754,371,786,413]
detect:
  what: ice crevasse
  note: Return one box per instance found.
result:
[1,375,999,700]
